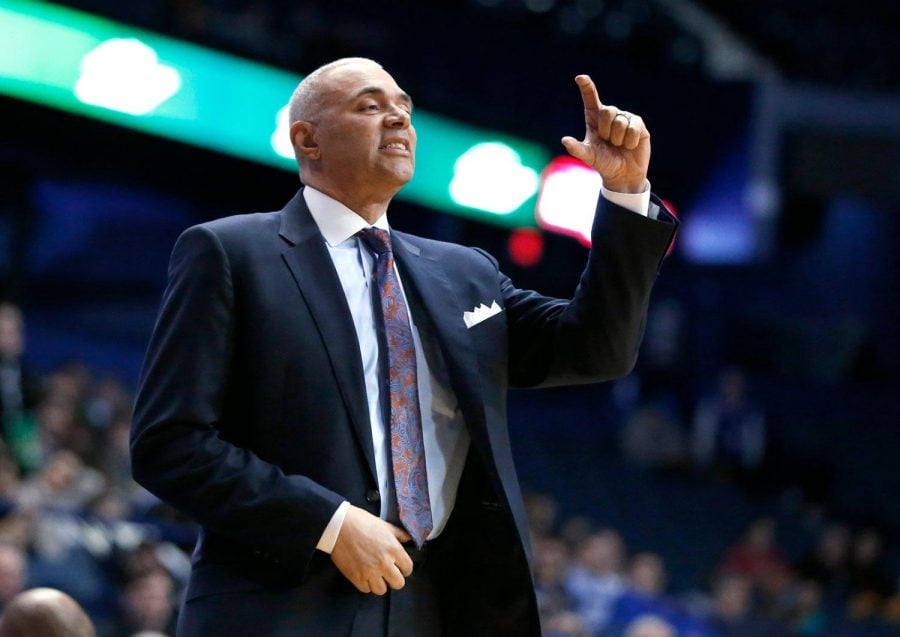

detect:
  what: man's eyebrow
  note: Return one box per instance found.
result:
[354,86,414,109]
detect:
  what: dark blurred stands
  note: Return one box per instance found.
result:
[692,0,900,91]
[4,300,899,635]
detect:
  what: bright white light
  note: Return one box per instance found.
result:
[535,157,602,245]
[449,142,539,214]
[74,38,181,116]
[271,104,294,159]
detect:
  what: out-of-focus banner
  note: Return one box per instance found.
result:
[0,0,549,227]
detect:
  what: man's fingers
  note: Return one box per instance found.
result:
[390,524,412,544]
[369,577,388,596]
[609,114,629,146]
[568,73,651,186]
[596,105,619,140]
[561,136,589,163]
[330,512,422,596]
[623,118,644,150]
[395,548,414,577]
[574,74,603,111]
[383,564,407,591]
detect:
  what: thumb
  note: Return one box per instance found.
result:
[561,136,590,163]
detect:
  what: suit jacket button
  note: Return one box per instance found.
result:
[365,489,380,504]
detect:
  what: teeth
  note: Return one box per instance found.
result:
[383,142,406,150]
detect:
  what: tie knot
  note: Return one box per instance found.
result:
[358,227,392,256]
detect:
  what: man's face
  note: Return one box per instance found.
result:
[305,62,416,195]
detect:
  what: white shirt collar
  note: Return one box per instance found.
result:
[302,186,390,247]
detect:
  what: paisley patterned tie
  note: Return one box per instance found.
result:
[358,228,433,547]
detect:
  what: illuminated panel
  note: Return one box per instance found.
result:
[535,156,602,246]
[0,0,548,227]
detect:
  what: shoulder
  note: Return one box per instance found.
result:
[191,211,281,244]
[393,231,499,272]
[165,212,285,282]
[173,211,283,257]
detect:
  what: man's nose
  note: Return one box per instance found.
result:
[385,107,410,128]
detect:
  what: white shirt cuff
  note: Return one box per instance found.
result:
[316,500,350,554]
[601,179,652,217]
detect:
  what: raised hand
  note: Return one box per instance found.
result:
[561,74,650,194]
[330,504,414,595]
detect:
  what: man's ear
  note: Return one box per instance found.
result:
[290,120,320,161]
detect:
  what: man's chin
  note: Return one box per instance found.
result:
[382,166,415,189]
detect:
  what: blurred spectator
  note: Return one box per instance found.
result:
[719,517,790,588]
[560,515,593,549]
[847,529,894,600]
[612,552,713,637]
[118,570,176,636]
[796,523,851,601]
[564,529,627,635]
[620,402,688,471]
[0,587,94,637]
[883,592,900,625]
[17,450,106,512]
[100,414,134,492]
[543,609,589,637]
[0,451,19,506]
[0,304,28,422]
[628,553,667,597]
[0,303,37,473]
[624,614,676,637]
[789,580,827,637]
[756,564,797,625]
[610,552,670,631]
[534,536,575,617]
[524,490,559,538]
[843,529,897,625]
[709,574,784,637]
[0,544,26,612]
[83,377,130,433]
[692,367,766,477]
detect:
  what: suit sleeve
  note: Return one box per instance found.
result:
[130,225,344,571]
[501,195,677,387]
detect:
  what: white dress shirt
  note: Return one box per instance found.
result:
[308,182,652,552]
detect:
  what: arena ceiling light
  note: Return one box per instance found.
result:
[449,142,540,215]
[0,0,549,228]
[73,38,182,115]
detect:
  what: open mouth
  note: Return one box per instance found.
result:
[379,139,409,152]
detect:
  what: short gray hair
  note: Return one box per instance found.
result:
[288,57,382,124]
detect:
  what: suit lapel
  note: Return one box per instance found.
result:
[278,191,377,484]
[391,233,496,469]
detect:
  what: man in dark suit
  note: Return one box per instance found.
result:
[131,57,677,636]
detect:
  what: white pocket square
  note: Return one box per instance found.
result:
[463,300,503,329]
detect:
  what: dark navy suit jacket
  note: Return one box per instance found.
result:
[131,189,677,636]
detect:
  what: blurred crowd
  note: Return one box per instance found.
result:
[1,296,898,637]
[528,494,900,637]
[0,303,192,636]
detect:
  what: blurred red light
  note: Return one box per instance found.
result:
[508,228,544,267]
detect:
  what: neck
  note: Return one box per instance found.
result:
[304,177,398,225]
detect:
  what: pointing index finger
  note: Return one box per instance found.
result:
[575,74,603,111]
